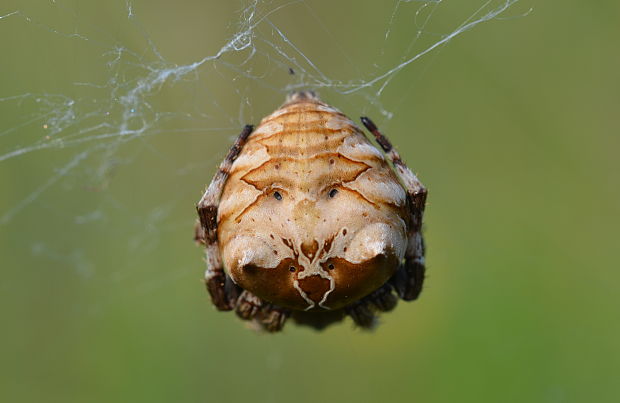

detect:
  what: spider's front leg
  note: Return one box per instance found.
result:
[361,117,427,301]
[196,125,253,310]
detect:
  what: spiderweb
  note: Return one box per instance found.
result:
[0,0,525,284]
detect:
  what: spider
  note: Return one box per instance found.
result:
[195,91,427,332]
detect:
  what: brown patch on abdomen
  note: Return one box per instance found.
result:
[320,254,400,310]
[301,239,319,260]
[297,275,331,304]
[230,258,307,311]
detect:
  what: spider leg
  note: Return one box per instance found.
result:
[361,117,427,301]
[366,282,398,312]
[235,290,263,320]
[234,290,290,332]
[194,219,206,245]
[196,125,253,310]
[345,300,378,329]
[258,303,290,333]
[342,282,398,329]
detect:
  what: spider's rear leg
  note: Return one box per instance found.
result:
[390,245,425,301]
[194,219,206,245]
[234,291,290,332]
[398,231,426,300]
[235,290,263,320]
[259,304,290,333]
[345,300,378,329]
[361,116,427,301]
[343,283,398,329]
[367,282,399,312]
[196,125,253,311]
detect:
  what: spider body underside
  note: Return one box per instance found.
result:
[196,91,426,332]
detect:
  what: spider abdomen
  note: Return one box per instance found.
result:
[217,92,410,312]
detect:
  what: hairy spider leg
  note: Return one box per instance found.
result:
[234,290,290,332]
[360,117,427,302]
[196,125,254,311]
[342,281,398,329]
[196,125,291,331]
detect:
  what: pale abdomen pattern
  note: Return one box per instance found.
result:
[218,94,408,311]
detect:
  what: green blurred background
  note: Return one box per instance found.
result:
[1,1,619,402]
